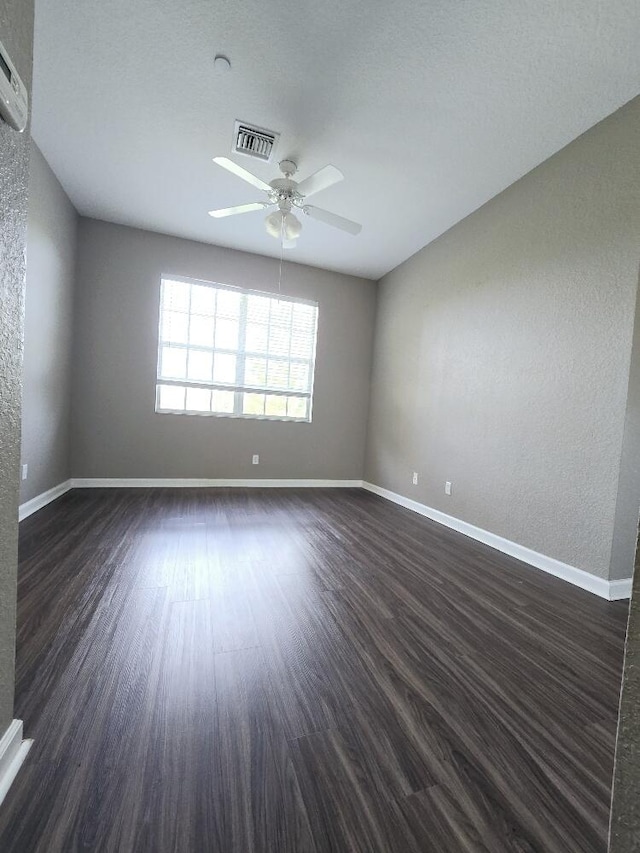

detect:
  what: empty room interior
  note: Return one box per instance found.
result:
[1,0,640,851]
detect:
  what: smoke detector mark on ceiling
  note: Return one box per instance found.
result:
[233,121,279,163]
[213,55,231,74]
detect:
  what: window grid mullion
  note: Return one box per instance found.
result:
[266,301,273,393]
[208,288,216,386]
[159,342,314,369]
[234,292,248,416]
[184,282,193,384]
[158,353,315,394]
[158,377,311,398]
[286,311,293,394]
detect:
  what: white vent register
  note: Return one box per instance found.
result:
[0,37,28,132]
[233,121,279,163]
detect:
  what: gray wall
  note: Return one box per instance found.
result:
[0,0,34,732]
[21,142,78,504]
[365,97,640,581]
[71,219,376,480]
[609,268,640,581]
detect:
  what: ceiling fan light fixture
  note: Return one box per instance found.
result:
[264,210,302,241]
[265,210,285,239]
[283,211,302,240]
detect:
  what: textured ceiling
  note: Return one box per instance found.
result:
[32,0,640,279]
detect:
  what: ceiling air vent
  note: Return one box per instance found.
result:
[233,120,279,163]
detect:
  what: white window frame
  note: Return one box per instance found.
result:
[155,275,318,423]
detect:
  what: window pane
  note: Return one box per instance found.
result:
[287,396,307,419]
[161,346,187,379]
[245,357,266,387]
[187,350,213,382]
[267,359,289,389]
[213,353,236,384]
[289,362,309,392]
[189,314,214,347]
[215,318,239,350]
[290,332,312,358]
[158,384,186,410]
[271,299,292,325]
[265,395,287,417]
[158,278,316,422]
[243,393,265,415]
[247,295,270,323]
[190,284,216,315]
[163,280,190,312]
[216,290,241,317]
[293,303,315,330]
[269,326,290,356]
[245,323,268,353]
[211,390,235,413]
[186,387,211,412]
[161,310,189,344]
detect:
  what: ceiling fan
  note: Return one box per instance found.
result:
[208,157,362,248]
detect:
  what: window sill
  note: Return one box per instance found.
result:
[155,407,312,424]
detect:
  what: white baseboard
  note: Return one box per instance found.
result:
[0,720,32,807]
[19,477,632,601]
[18,477,362,522]
[19,478,362,522]
[608,578,634,601]
[18,479,73,521]
[70,478,364,489]
[362,482,632,601]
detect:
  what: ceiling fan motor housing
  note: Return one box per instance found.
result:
[268,176,302,207]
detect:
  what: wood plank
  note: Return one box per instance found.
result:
[0,487,628,852]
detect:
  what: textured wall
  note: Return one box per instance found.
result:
[609,530,640,850]
[21,142,78,504]
[71,220,376,481]
[0,0,34,731]
[365,97,640,580]
[609,269,640,581]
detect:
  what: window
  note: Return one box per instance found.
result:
[155,276,318,422]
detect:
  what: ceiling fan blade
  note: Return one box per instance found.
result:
[212,156,272,193]
[296,165,344,199]
[302,205,362,235]
[208,202,269,218]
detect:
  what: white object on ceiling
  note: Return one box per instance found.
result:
[0,36,29,132]
[213,55,231,74]
[233,121,279,163]
[31,0,640,279]
[208,157,362,249]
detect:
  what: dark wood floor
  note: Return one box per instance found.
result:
[0,488,629,852]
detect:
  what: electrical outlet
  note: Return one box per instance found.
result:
[445,481,452,495]
[252,454,259,465]
[412,472,418,485]
[21,464,28,481]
